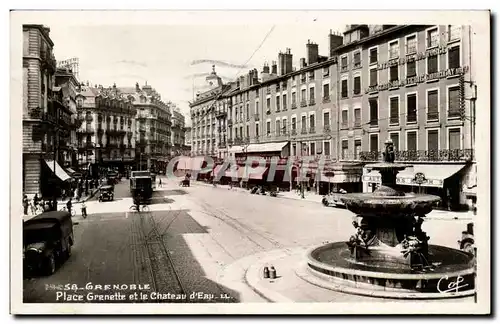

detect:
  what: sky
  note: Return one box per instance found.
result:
[24,12,346,124]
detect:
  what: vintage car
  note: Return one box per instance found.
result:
[322,190,347,208]
[458,222,475,255]
[98,185,114,202]
[23,211,74,276]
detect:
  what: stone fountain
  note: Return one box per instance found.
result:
[302,139,475,299]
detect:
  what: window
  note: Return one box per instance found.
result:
[448,86,461,117]
[301,115,307,133]
[323,111,330,127]
[406,35,417,54]
[235,128,238,138]
[448,46,460,69]
[448,25,461,41]
[427,27,439,48]
[407,131,417,151]
[292,92,297,105]
[369,98,378,126]
[246,125,250,138]
[390,65,399,81]
[282,119,287,133]
[291,117,296,130]
[239,126,243,138]
[353,52,361,68]
[370,134,378,152]
[309,71,315,80]
[309,87,315,103]
[449,128,461,150]
[370,68,378,86]
[369,47,378,64]
[324,141,331,156]
[389,41,399,59]
[427,129,439,151]
[255,101,259,114]
[282,94,287,110]
[255,124,259,137]
[354,140,362,159]
[323,83,330,100]
[341,110,348,128]
[323,67,329,77]
[292,143,297,156]
[353,76,361,95]
[390,97,399,124]
[342,140,349,159]
[301,89,306,102]
[266,98,271,110]
[407,93,417,123]
[276,120,281,135]
[341,56,348,70]
[310,142,316,155]
[246,103,250,118]
[390,133,399,151]
[266,121,271,135]
[341,80,348,98]
[309,114,315,131]
[427,54,438,74]
[354,108,361,127]
[427,89,439,120]
[406,59,416,78]
[276,96,280,111]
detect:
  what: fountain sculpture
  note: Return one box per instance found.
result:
[303,139,475,299]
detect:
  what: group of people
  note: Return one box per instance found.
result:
[23,193,87,218]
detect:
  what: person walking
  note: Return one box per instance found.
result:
[33,193,39,206]
[66,198,73,215]
[81,201,87,218]
[159,177,162,188]
[23,195,29,215]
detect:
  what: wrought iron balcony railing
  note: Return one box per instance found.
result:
[323,125,331,133]
[322,96,330,103]
[300,100,307,108]
[359,149,474,162]
[309,126,316,134]
[291,102,297,109]
[309,99,316,106]
[254,113,260,121]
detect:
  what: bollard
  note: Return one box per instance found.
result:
[263,266,270,279]
[269,266,276,279]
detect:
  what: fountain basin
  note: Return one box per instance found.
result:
[305,242,475,299]
[340,192,441,218]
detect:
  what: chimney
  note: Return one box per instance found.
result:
[271,61,277,75]
[300,58,307,69]
[283,48,293,74]
[253,69,259,84]
[262,62,270,74]
[278,52,285,76]
[306,39,319,65]
[329,30,343,57]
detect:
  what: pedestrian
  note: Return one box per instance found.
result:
[66,198,72,215]
[81,201,87,218]
[23,195,28,215]
[33,193,39,206]
[159,177,162,188]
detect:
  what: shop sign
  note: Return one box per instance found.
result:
[365,66,469,93]
[376,46,448,71]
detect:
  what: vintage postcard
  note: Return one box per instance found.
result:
[10,10,491,315]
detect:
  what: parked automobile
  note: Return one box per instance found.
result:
[322,190,348,208]
[98,185,114,202]
[458,222,475,255]
[23,211,74,276]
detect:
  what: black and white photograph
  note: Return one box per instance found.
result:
[9,9,491,315]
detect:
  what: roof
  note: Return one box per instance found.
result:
[24,211,71,224]
[24,222,58,231]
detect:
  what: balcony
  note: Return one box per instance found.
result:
[228,138,233,146]
[254,113,260,121]
[309,99,316,106]
[291,129,297,136]
[359,149,474,162]
[322,96,331,103]
[282,104,287,111]
[276,106,281,112]
[369,119,378,127]
[77,126,94,134]
[301,128,307,135]
[309,126,316,134]
[107,128,126,136]
[266,88,271,94]
[291,102,297,110]
[300,100,307,108]
[218,142,227,149]
[323,125,331,133]
[215,110,227,119]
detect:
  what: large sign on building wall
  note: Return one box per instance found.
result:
[375,46,449,71]
[365,66,469,93]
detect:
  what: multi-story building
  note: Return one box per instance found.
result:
[22,24,77,198]
[54,67,80,169]
[171,106,188,155]
[75,84,137,174]
[189,66,230,158]
[334,24,476,210]
[118,83,172,172]
[184,126,192,154]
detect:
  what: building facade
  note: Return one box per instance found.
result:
[22,24,77,198]
[184,126,192,154]
[334,24,476,210]
[118,83,172,172]
[75,84,137,174]
[171,106,188,156]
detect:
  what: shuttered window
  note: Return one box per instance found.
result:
[390,97,399,124]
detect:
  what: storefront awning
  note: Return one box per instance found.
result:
[396,164,466,188]
[229,142,288,154]
[44,159,71,182]
[225,166,240,178]
[66,168,76,174]
[239,166,268,180]
[320,173,361,183]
